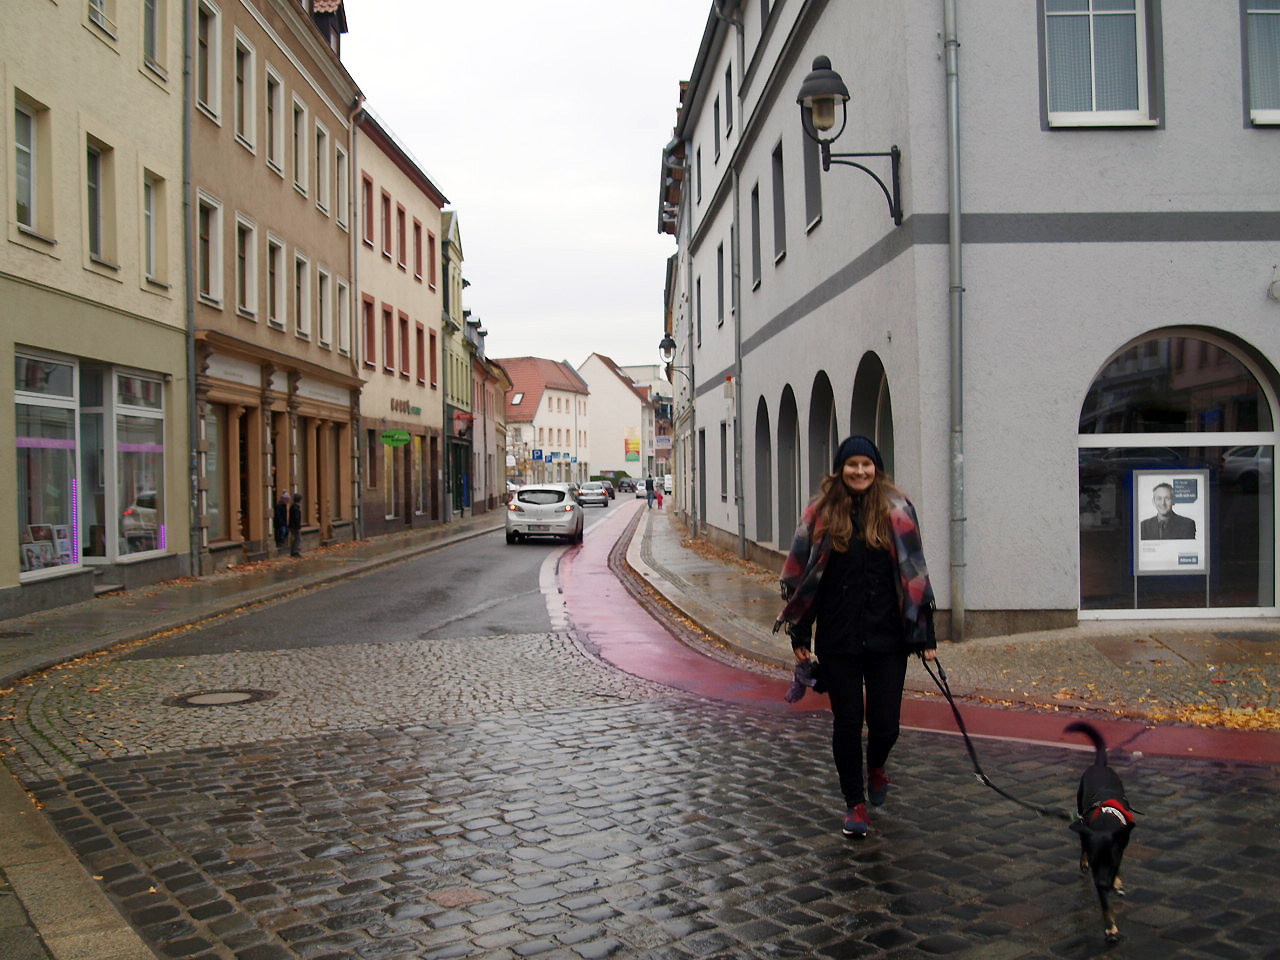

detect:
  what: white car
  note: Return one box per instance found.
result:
[578,481,609,507]
[505,483,584,544]
[663,474,673,492]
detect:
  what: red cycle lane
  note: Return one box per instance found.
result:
[561,503,1280,765]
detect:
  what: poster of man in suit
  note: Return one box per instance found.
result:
[1133,470,1208,575]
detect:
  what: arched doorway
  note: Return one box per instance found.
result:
[777,387,801,535]
[755,397,774,544]
[808,373,837,500]
[851,352,895,476]
[1078,330,1278,615]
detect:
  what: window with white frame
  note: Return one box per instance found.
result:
[291,97,308,193]
[1043,0,1156,126]
[293,251,311,337]
[235,215,257,316]
[196,192,222,303]
[143,0,165,73]
[142,170,168,285]
[86,137,116,266]
[1246,2,1280,124]
[317,266,331,346]
[15,100,39,231]
[15,354,78,575]
[88,0,118,38]
[234,33,255,148]
[336,278,350,354]
[113,372,166,557]
[195,0,221,120]
[266,235,284,326]
[265,67,283,172]
[314,122,330,212]
[334,144,349,228]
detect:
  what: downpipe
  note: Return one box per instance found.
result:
[944,0,966,640]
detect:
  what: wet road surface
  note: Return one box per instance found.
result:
[2,501,1278,960]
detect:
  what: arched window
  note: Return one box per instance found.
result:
[1078,332,1277,614]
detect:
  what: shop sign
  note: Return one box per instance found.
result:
[390,399,422,416]
[380,430,411,447]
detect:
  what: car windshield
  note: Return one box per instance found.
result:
[583,483,602,490]
[518,489,565,505]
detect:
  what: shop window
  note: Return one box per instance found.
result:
[205,405,226,540]
[17,355,77,574]
[1079,333,1277,612]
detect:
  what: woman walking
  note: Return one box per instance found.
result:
[775,436,936,838]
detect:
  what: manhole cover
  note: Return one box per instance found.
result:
[167,689,276,708]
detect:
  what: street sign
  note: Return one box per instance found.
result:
[380,430,411,447]
[532,449,543,461]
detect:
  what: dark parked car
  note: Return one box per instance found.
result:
[599,479,616,499]
[617,478,636,492]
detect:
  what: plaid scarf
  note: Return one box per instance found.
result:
[774,491,936,651]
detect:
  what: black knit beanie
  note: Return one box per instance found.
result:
[832,435,884,474]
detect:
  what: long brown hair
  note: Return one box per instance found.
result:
[813,466,895,552]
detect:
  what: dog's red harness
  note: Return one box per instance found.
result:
[1087,798,1134,826]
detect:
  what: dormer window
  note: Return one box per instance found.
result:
[512,392,524,405]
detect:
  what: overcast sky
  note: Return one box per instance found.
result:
[341,3,711,372]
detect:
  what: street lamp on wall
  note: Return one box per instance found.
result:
[797,55,903,226]
[658,334,693,383]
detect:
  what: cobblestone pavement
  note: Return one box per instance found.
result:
[3,626,1280,959]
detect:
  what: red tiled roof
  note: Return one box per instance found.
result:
[312,0,342,13]
[496,357,588,423]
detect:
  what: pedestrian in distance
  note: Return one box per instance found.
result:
[774,435,937,839]
[273,491,289,548]
[287,492,303,557]
[645,475,655,510]
[656,484,664,509]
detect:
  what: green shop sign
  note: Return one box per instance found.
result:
[380,430,411,447]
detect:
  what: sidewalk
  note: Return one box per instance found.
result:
[631,505,1280,746]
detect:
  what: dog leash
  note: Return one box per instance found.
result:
[920,655,1074,822]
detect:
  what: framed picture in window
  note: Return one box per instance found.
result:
[1132,470,1209,575]
[21,540,56,571]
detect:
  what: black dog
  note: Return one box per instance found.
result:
[1065,721,1135,943]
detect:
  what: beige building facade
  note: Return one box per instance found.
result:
[355,109,447,534]
[190,0,361,571]
[2,0,189,616]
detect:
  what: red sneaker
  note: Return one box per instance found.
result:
[842,803,871,838]
[868,767,890,806]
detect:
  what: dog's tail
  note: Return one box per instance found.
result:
[1065,720,1108,766]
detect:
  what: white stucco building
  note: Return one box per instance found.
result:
[660,1,1280,637]
[578,354,656,479]
[499,357,590,485]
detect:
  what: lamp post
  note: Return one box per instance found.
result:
[797,56,903,226]
[658,334,697,535]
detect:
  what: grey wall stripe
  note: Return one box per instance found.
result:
[704,210,1280,378]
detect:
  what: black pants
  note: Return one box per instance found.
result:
[822,650,908,807]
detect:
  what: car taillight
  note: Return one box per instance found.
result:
[508,502,524,513]
[561,504,574,512]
